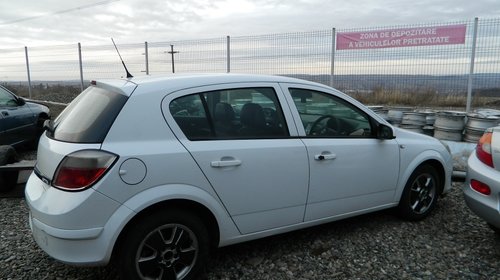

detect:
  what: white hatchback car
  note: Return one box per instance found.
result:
[26,74,452,280]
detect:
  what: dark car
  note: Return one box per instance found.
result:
[0,85,50,147]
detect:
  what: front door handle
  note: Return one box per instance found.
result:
[1,111,8,117]
[211,159,242,167]
[314,153,337,161]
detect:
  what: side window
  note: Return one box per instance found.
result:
[290,88,372,137]
[169,87,289,140]
[169,94,212,140]
[0,87,17,107]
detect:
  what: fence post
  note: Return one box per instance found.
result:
[227,36,231,73]
[466,17,479,113]
[144,41,149,75]
[78,43,84,91]
[330,28,336,88]
[24,46,32,99]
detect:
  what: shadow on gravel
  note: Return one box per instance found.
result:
[0,183,25,198]
[204,182,500,279]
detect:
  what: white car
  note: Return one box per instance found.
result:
[464,126,500,233]
[25,74,452,280]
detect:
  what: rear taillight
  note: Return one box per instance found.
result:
[53,150,117,191]
[470,179,491,195]
[476,131,494,168]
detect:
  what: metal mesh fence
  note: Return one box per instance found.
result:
[27,44,81,81]
[0,17,499,103]
[333,20,474,93]
[230,30,332,85]
[81,42,145,80]
[148,37,227,74]
[0,48,26,82]
[472,18,500,95]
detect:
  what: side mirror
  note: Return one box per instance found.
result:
[16,97,26,106]
[377,123,396,140]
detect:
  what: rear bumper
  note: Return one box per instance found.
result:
[464,154,500,229]
[25,172,129,265]
[29,213,109,265]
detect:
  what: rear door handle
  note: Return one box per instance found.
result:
[314,153,337,161]
[1,111,8,116]
[211,159,242,167]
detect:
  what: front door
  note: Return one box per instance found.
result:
[282,85,400,221]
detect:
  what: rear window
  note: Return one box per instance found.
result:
[51,86,128,143]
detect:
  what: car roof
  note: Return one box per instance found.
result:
[95,73,329,97]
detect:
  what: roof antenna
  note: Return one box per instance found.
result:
[111,38,133,78]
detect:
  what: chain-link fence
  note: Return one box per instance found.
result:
[0,17,499,108]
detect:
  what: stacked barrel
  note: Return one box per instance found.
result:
[433,111,466,141]
[372,106,500,142]
[464,113,500,142]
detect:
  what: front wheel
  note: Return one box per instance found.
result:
[397,165,439,221]
[118,210,210,280]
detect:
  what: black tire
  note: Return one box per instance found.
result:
[397,165,439,221]
[28,114,49,150]
[0,145,19,193]
[488,223,500,235]
[118,209,210,280]
[35,114,49,135]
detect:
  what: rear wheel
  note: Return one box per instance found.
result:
[0,145,19,193]
[397,165,439,221]
[119,210,210,280]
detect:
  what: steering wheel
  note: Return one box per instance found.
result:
[309,115,340,136]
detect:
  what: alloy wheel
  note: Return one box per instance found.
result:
[409,173,436,215]
[135,224,199,280]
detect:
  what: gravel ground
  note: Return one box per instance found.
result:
[1,181,499,279]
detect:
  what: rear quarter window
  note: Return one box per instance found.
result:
[51,86,128,143]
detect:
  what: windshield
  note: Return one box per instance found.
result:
[51,86,128,143]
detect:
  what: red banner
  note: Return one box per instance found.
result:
[336,24,467,50]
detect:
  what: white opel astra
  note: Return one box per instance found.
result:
[25,74,452,280]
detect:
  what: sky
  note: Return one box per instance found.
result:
[0,0,499,49]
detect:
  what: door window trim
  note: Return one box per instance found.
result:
[279,83,380,139]
[162,82,300,141]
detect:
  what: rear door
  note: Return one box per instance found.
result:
[280,84,400,221]
[163,83,309,234]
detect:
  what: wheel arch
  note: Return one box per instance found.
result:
[112,198,221,259]
[36,112,50,127]
[38,111,50,119]
[395,150,450,202]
